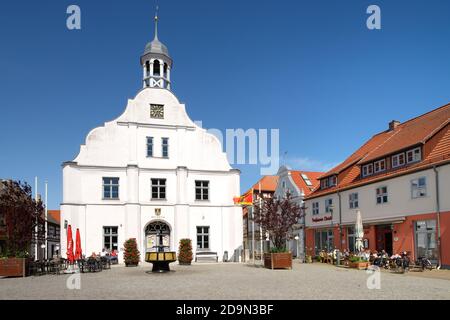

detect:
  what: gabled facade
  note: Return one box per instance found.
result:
[274,167,322,259]
[304,103,450,268]
[61,14,242,263]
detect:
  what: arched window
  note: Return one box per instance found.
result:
[145,61,150,75]
[153,60,160,76]
[163,63,168,78]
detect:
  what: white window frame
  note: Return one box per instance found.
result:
[146,137,153,157]
[197,226,210,250]
[312,202,319,215]
[103,177,119,200]
[301,173,313,186]
[103,226,118,251]
[151,178,166,200]
[362,164,373,177]
[374,159,386,173]
[162,137,169,158]
[406,147,421,164]
[376,186,388,204]
[329,176,337,186]
[349,192,359,209]
[411,177,427,199]
[321,179,329,189]
[195,180,210,201]
[392,153,405,168]
[325,198,333,213]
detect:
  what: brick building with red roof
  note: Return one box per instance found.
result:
[304,103,450,268]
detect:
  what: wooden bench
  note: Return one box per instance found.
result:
[195,252,218,263]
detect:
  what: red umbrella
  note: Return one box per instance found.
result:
[66,225,74,263]
[75,228,82,260]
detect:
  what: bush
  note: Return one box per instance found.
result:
[349,256,367,263]
[178,239,193,264]
[269,247,288,253]
[123,238,140,266]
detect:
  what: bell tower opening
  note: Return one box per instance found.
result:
[140,10,173,90]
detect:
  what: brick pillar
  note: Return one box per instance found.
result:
[365,225,377,252]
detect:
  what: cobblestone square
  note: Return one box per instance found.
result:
[1,262,449,300]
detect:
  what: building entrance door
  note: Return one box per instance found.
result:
[145,221,170,252]
[376,225,393,255]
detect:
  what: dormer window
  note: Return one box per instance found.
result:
[320,179,329,189]
[406,147,421,164]
[329,176,337,187]
[362,164,373,177]
[392,152,405,168]
[374,159,386,173]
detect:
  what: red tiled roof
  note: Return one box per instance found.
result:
[307,103,450,199]
[290,171,323,196]
[47,210,61,224]
[360,104,450,164]
[245,175,279,195]
[319,131,396,179]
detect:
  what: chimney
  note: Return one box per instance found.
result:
[389,120,400,131]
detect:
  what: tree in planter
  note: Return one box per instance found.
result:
[0,180,45,258]
[123,238,140,266]
[252,192,303,252]
[178,239,193,265]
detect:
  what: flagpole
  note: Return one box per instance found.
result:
[44,180,48,260]
[34,176,38,261]
[259,182,263,264]
[251,188,255,266]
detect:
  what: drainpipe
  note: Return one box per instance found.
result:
[433,166,442,268]
[338,191,342,251]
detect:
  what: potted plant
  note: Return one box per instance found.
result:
[253,193,303,270]
[123,238,140,267]
[178,239,193,265]
[348,256,369,270]
[0,180,45,277]
[305,247,314,263]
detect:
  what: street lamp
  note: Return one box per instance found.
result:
[294,235,299,259]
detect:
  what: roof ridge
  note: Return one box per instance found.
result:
[358,127,403,164]
[395,102,450,128]
[422,119,450,143]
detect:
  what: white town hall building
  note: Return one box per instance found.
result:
[60,15,243,263]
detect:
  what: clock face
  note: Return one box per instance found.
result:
[150,104,164,119]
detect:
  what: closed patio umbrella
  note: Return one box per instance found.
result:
[75,228,82,260]
[66,225,74,264]
[355,210,364,253]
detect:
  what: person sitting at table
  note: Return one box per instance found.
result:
[100,248,107,257]
[110,249,118,264]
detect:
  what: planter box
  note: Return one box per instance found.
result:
[264,252,292,270]
[0,258,29,277]
[349,261,369,270]
[125,263,139,267]
[178,261,192,265]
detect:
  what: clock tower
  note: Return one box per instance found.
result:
[141,12,172,90]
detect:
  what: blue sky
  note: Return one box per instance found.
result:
[1,0,450,209]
